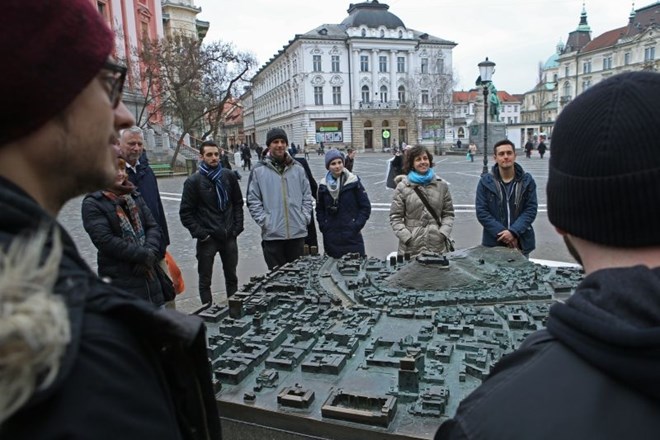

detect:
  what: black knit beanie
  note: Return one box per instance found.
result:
[266,128,288,146]
[547,71,660,247]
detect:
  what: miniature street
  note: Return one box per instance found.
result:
[58,150,573,313]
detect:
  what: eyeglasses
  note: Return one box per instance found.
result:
[101,61,127,109]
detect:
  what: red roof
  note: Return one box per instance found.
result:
[453,90,521,104]
[582,26,627,53]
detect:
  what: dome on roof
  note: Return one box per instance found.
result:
[341,1,405,30]
[544,52,559,70]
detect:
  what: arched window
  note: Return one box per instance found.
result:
[361,85,370,103]
[398,85,406,103]
[380,85,388,102]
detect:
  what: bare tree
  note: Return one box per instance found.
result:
[136,35,257,165]
[402,48,456,153]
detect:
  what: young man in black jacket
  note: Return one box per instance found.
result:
[0,1,221,438]
[180,140,244,305]
[436,71,660,439]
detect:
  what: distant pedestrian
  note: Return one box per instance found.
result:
[344,147,356,172]
[468,143,477,162]
[180,141,244,305]
[247,128,313,269]
[524,139,534,158]
[456,139,462,150]
[317,150,371,258]
[537,138,547,159]
[241,144,252,171]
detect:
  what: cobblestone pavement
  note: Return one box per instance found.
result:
[59,150,572,313]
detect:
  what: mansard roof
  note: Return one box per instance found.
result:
[340,1,405,29]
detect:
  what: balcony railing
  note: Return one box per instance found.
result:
[358,100,401,110]
[559,95,572,105]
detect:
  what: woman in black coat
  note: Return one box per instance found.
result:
[82,157,166,305]
[316,149,371,258]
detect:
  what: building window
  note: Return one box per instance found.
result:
[564,65,570,77]
[421,89,429,104]
[421,58,429,74]
[398,85,406,103]
[379,56,388,72]
[332,86,341,105]
[380,85,388,102]
[435,58,444,74]
[644,46,656,61]
[314,86,323,105]
[313,55,322,72]
[360,55,369,72]
[582,79,591,92]
[331,55,340,72]
[583,60,592,74]
[624,52,632,65]
[361,85,370,103]
[397,56,405,73]
[602,56,612,70]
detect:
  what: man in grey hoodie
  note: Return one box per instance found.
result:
[247,128,313,270]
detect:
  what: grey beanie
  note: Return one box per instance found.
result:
[547,71,660,247]
[325,149,343,169]
[266,128,288,146]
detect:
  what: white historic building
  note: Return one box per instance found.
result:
[243,0,456,152]
[513,2,659,145]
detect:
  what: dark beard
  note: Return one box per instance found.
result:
[563,235,583,266]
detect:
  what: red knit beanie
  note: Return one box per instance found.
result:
[1,0,114,146]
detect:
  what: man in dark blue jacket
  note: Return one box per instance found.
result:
[119,126,170,254]
[475,140,537,256]
[436,71,660,440]
[0,1,220,437]
[180,140,244,305]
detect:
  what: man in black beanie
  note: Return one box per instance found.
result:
[247,128,313,269]
[435,71,660,439]
[0,1,220,438]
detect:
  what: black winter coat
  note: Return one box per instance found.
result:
[436,266,660,440]
[0,177,221,440]
[126,153,169,253]
[179,169,244,241]
[317,170,371,258]
[81,191,165,305]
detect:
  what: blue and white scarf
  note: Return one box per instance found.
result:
[407,168,435,186]
[199,162,228,211]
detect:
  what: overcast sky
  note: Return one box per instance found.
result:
[195,0,636,94]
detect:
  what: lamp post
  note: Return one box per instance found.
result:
[478,57,496,175]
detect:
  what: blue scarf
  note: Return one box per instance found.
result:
[407,168,435,185]
[199,162,228,211]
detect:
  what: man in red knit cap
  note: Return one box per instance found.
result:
[0,1,221,438]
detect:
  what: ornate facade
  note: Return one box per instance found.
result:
[243,1,456,152]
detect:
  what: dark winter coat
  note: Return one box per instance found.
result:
[295,157,318,248]
[0,177,221,440]
[435,266,660,440]
[179,169,244,241]
[126,154,169,253]
[81,191,165,305]
[317,170,371,258]
[475,162,537,254]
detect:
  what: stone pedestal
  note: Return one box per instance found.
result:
[468,122,506,155]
